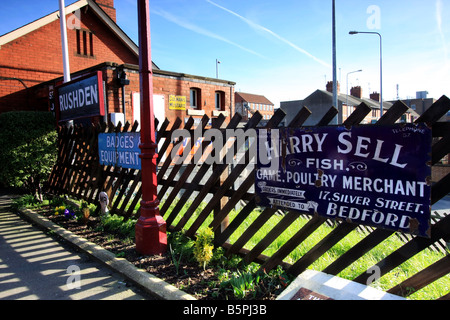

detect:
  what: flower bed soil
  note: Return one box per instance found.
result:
[33,207,280,300]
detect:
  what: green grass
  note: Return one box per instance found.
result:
[161,196,449,300]
[18,194,447,300]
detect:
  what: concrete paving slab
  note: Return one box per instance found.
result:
[0,190,195,300]
[0,195,151,300]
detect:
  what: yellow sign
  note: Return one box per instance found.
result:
[169,95,186,110]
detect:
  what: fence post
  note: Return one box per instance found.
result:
[213,131,229,245]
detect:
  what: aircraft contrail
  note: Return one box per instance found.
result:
[206,0,331,68]
[152,8,266,59]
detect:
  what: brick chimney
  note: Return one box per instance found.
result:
[350,86,362,99]
[326,81,340,94]
[370,92,380,102]
[94,0,116,22]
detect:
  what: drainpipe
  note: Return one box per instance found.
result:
[118,69,130,121]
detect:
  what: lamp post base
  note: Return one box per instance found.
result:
[135,201,167,256]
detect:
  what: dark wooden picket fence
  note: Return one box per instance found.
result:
[46,95,450,299]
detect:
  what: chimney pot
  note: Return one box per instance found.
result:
[326,81,340,94]
[350,86,362,99]
[370,92,380,102]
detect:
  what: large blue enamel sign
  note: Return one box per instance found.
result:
[255,124,432,237]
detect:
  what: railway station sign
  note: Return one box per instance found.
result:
[98,132,141,170]
[255,124,432,237]
[57,71,105,121]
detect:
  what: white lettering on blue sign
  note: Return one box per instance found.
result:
[59,84,98,111]
[98,132,141,170]
[255,124,432,237]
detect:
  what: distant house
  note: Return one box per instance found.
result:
[280,81,419,126]
[388,91,438,119]
[235,92,274,121]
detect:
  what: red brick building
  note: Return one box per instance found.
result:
[235,92,274,121]
[0,0,234,126]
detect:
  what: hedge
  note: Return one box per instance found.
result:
[0,111,57,198]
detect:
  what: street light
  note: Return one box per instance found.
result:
[346,69,363,107]
[349,31,383,117]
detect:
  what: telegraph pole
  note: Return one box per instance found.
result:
[332,0,338,123]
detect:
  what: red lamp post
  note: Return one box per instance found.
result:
[135,0,167,255]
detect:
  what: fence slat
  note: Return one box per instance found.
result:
[387,254,450,297]
[46,94,450,300]
[353,215,450,285]
[316,106,338,126]
[416,95,450,125]
[244,211,299,264]
[288,222,358,276]
[259,215,326,272]
[157,117,195,198]
[322,228,394,275]
[177,116,249,234]
[342,102,371,125]
[222,202,272,254]
[162,115,226,227]
[159,115,210,219]
[377,100,409,124]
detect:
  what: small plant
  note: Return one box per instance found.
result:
[169,244,184,275]
[220,270,261,299]
[101,214,124,231]
[54,205,65,216]
[217,264,292,300]
[11,195,40,210]
[167,231,195,273]
[49,196,65,207]
[193,227,214,270]
[100,214,136,238]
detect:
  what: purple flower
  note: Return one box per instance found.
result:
[64,209,75,219]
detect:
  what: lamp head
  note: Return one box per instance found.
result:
[349,31,359,35]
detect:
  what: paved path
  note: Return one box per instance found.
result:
[0,192,152,300]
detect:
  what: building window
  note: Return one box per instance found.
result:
[76,29,94,57]
[76,29,81,54]
[215,91,225,110]
[89,32,94,56]
[190,88,200,109]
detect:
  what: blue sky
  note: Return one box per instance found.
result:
[1,0,449,107]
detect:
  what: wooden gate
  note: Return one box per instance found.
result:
[47,95,450,299]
